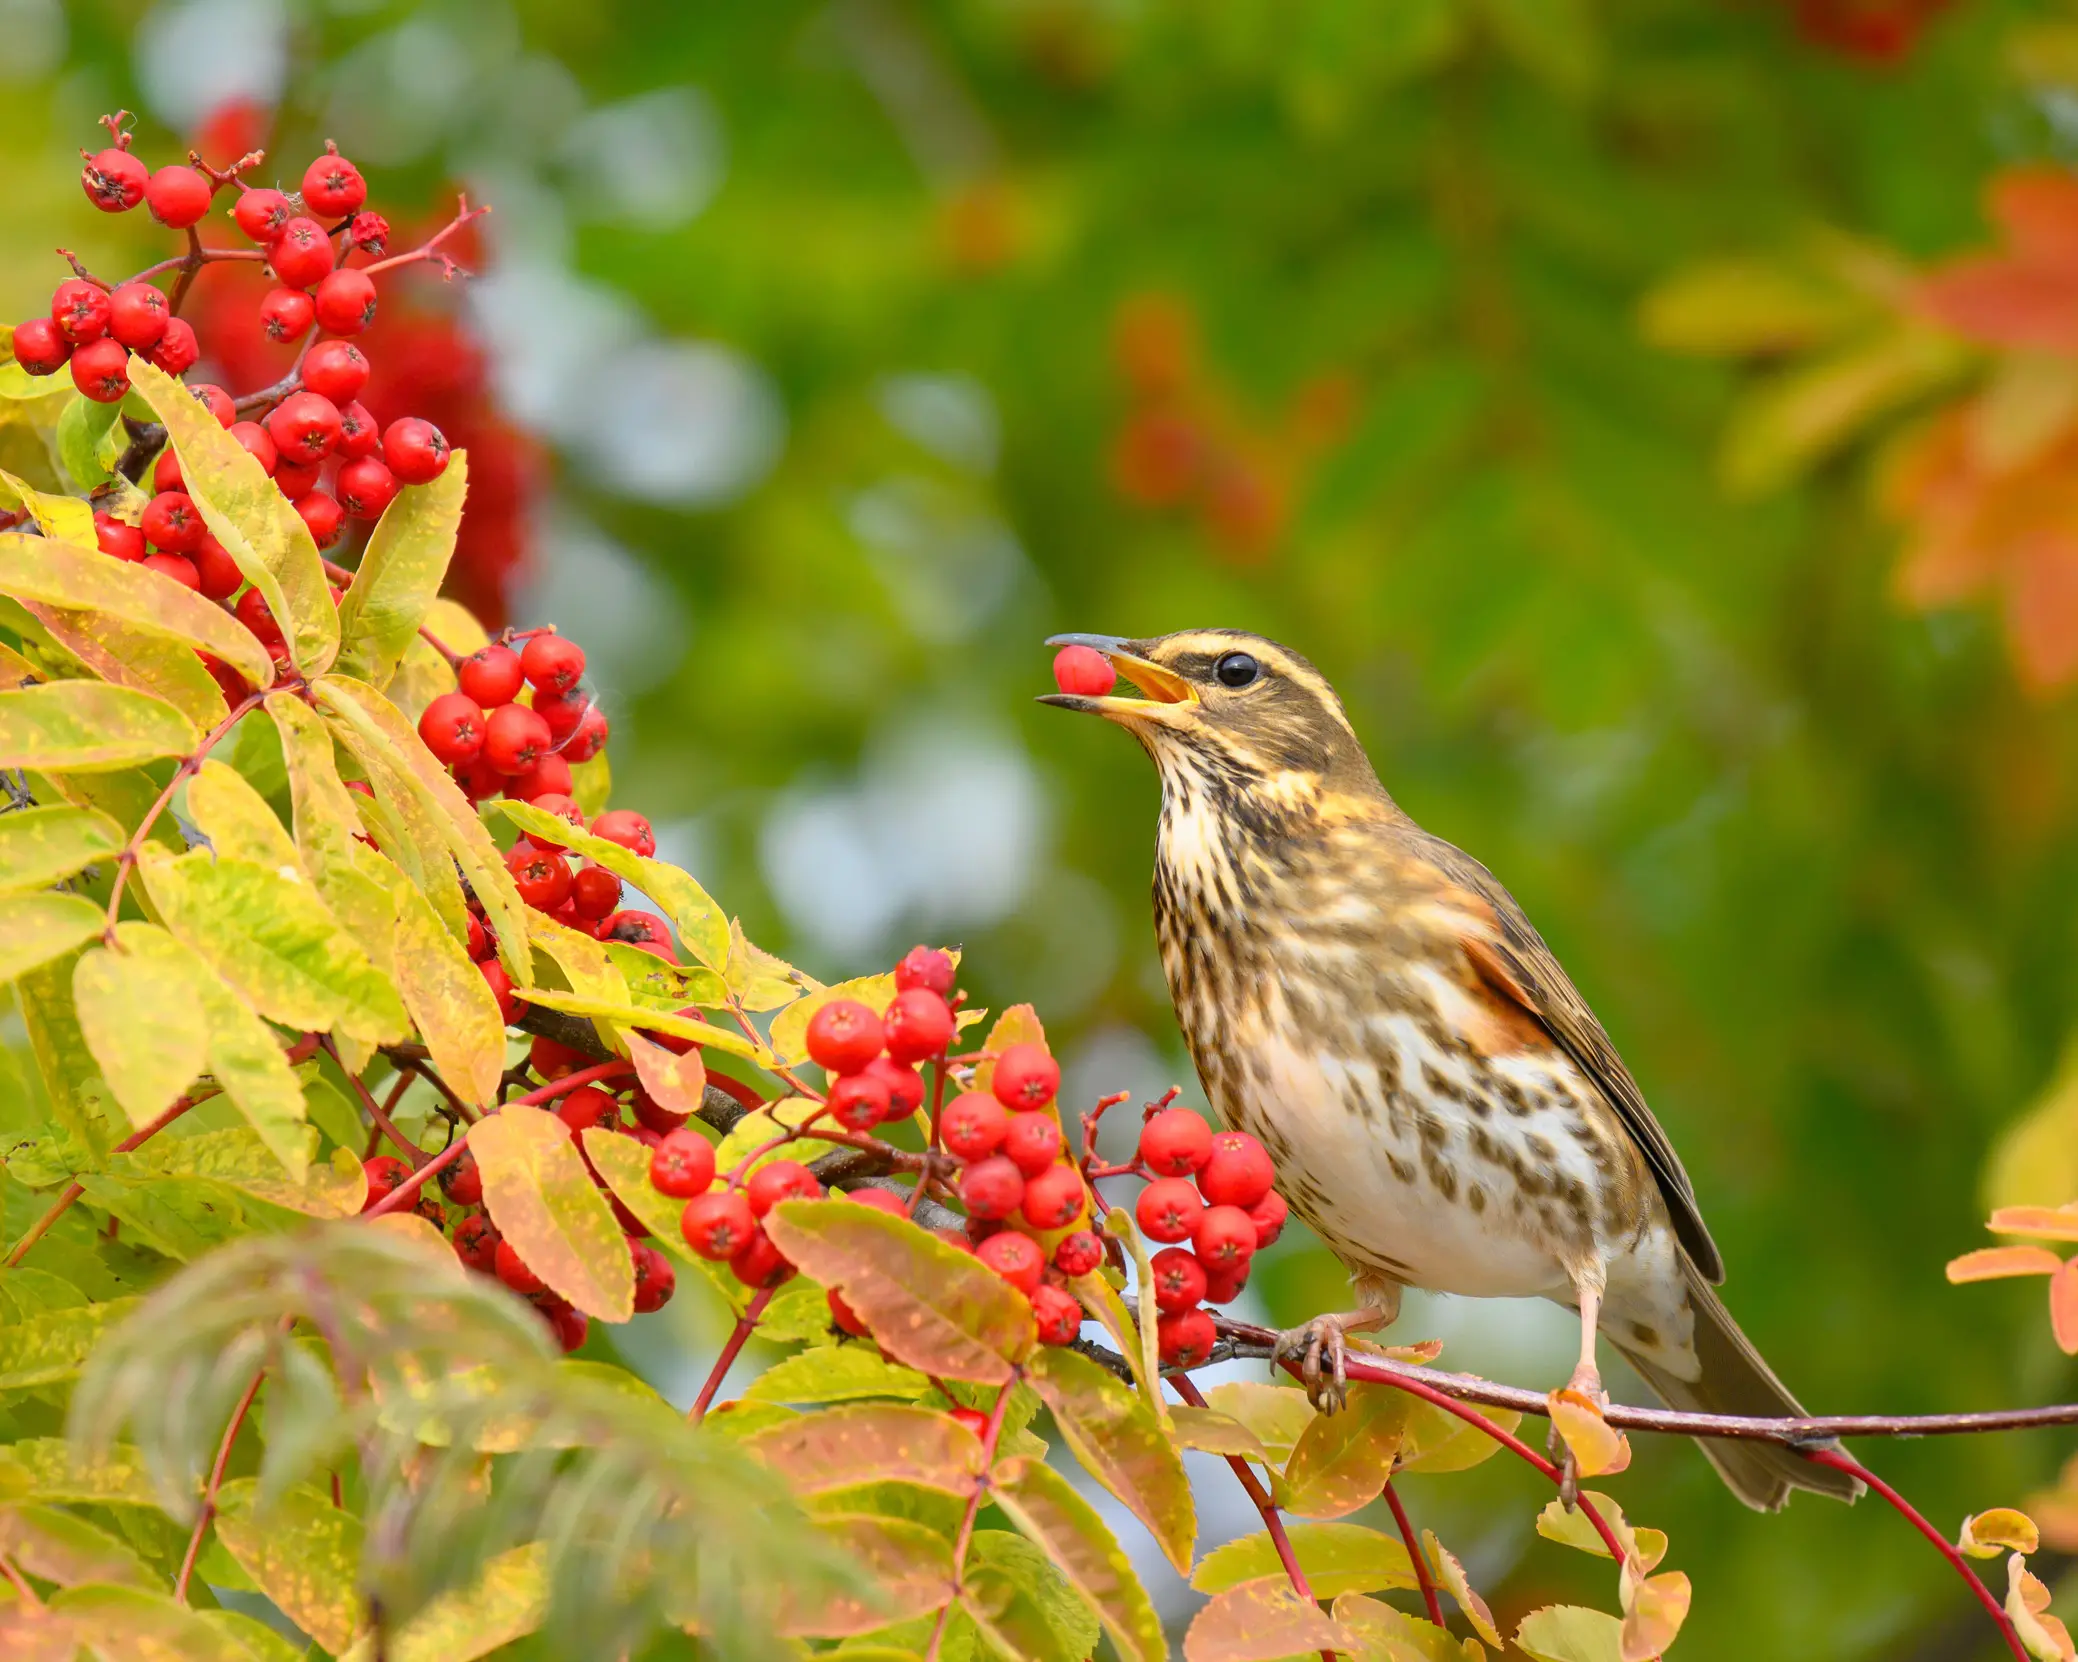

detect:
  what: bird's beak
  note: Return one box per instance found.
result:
[1036,633,1199,722]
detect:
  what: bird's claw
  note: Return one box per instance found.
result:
[1273,1316,1351,1413]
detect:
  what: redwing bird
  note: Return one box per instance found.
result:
[1042,628,1859,1510]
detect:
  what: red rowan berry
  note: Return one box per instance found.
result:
[465,913,491,961]
[302,339,371,403]
[1199,1131,1275,1209]
[960,1155,1024,1221]
[589,809,654,857]
[556,1085,618,1133]
[301,147,367,216]
[293,491,344,549]
[1032,1283,1083,1345]
[747,1159,822,1216]
[145,165,210,228]
[483,703,551,775]
[349,211,389,254]
[843,1187,908,1215]
[1248,1190,1288,1248]
[602,911,677,962]
[1052,643,1116,698]
[313,267,377,335]
[187,382,235,426]
[1149,1246,1206,1312]
[337,400,379,459]
[549,1303,588,1353]
[650,1128,716,1197]
[507,751,572,803]
[227,420,278,475]
[805,999,884,1074]
[1004,1113,1063,1177]
[563,704,609,763]
[884,988,953,1064]
[991,1043,1059,1111]
[628,1086,688,1136]
[454,1213,500,1273]
[1157,1306,1217,1367]
[828,1287,869,1336]
[142,553,200,590]
[258,287,314,343]
[533,691,588,746]
[362,1154,410,1209]
[82,145,148,212]
[1052,1230,1104,1278]
[11,317,67,375]
[149,317,199,375]
[383,416,450,483]
[232,186,291,240]
[978,1229,1044,1295]
[631,1241,676,1313]
[267,391,343,464]
[51,279,110,343]
[459,644,525,706]
[570,865,620,920]
[336,456,398,520]
[191,537,242,600]
[683,1188,756,1259]
[939,1091,1008,1160]
[142,492,203,553]
[272,460,321,499]
[506,841,571,910]
[1020,1163,1085,1231]
[829,1072,892,1131]
[495,1238,545,1294]
[1136,1177,1205,1244]
[949,1405,990,1440]
[107,282,169,350]
[1203,1266,1248,1304]
[866,1056,924,1120]
[268,217,334,288]
[1193,1205,1256,1275]
[481,958,519,1023]
[152,449,185,494]
[70,337,129,402]
[894,944,957,997]
[528,1034,587,1079]
[439,1145,484,1207]
[1139,1107,1212,1177]
[94,514,145,561]
[521,633,586,695]
[520,794,585,847]
[234,586,283,648]
[729,1229,791,1289]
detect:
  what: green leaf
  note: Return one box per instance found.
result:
[53,1581,264,1662]
[0,530,275,688]
[775,1513,955,1639]
[130,358,337,677]
[768,971,899,1070]
[0,891,106,984]
[962,1529,1099,1662]
[1395,1399,1520,1474]
[1191,1522,1417,1598]
[0,802,123,893]
[0,469,96,544]
[1025,1345,1194,1573]
[1513,1604,1626,1662]
[499,798,729,970]
[337,1541,545,1662]
[0,679,197,772]
[0,1438,160,1507]
[1332,1593,1487,1661]
[1204,1382,1317,1467]
[746,1403,983,1496]
[137,845,409,1046]
[15,948,116,1155]
[55,391,123,487]
[1169,1405,1268,1461]
[988,1455,1164,1662]
[1182,1575,1359,1662]
[1280,1381,1410,1519]
[744,1346,936,1405]
[470,1105,634,1321]
[0,1299,139,1390]
[71,927,211,1129]
[183,759,298,867]
[764,1200,1035,1384]
[392,870,505,1107]
[213,1478,366,1654]
[116,1127,364,1218]
[333,455,468,688]
[0,1503,158,1588]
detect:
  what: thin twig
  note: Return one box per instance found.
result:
[4,1086,219,1266]
[1384,1479,1445,1628]
[324,1036,424,1166]
[174,1365,264,1603]
[926,1371,1020,1662]
[690,1285,775,1424]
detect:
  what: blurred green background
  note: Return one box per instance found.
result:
[10,0,2078,1653]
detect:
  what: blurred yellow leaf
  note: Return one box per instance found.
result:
[0,892,106,986]
[336,1541,544,1662]
[0,680,197,773]
[1618,1569,1689,1662]
[1960,1507,2042,1558]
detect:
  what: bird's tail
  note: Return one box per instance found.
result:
[1610,1257,1864,1512]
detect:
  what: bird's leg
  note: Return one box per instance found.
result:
[1567,1279,1606,1403]
[1272,1293,1394,1414]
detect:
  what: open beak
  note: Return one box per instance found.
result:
[1036,633,1198,722]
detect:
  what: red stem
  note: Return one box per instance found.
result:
[927,1372,1021,1662]
[5,1085,221,1266]
[1384,1479,1445,1628]
[689,1285,775,1423]
[325,1037,424,1166]
[362,199,489,277]
[174,1365,264,1602]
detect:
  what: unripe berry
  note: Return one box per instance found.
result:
[746,1159,822,1217]
[313,267,377,335]
[1193,1205,1257,1275]
[233,186,291,241]
[454,1213,500,1273]
[959,1155,1024,1221]
[1019,1163,1085,1231]
[939,1091,1009,1161]
[865,1056,924,1119]
[152,449,185,494]
[977,1229,1044,1295]
[730,1229,792,1289]
[570,865,620,920]
[495,1238,545,1295]
[589,809,654,858]
[1149,1246,1206,1312]
[683,1188,756,1259]
[1003,1112,1063,1177]
[337,456,399,519]
[1032,1283,1083,1345]
[506,841,572,910]
[1138,1107,1212,1177]
[418,692,485,765]
[301,339,370,402]
[258,287,315,343]
[1199,1131,1276,1209]
[483,702,551,775]
[555,1085,618,1133]
[991,1042,1059,1111]
[459,644,524,706]
[337,400,379,459]
[293,491,344,549]
[1135,1177,1205,1244]
[649,1128,717,1197]
[349,211,389,253]
[1248,1190,1289,1248]
[93,514,145,561]
[894,944,957,997]
[142,492,203,554]
[11,318,68,375]
[884,988,954,1064]
[149,318,199,375]
[1053,1230,1105,1277]
[382,416,450,484]
[362,1154,411,1209]
[828,1286,869,1336]
[268,217,334,288]
[191,536,243,600]
[480,958,520,1023]
[1157,1307,1217,1367]
[142,553,200,590]
[145,165,211,228]
[521,633,586,695]
[805,1000,884,1075]
[227,421,278,475]
[188,382,236,426]
[830,1071,892,1130]
[82,146,148,212]
[266,391,343,464]
[1052,643,1117,698]
[106,282,169,350]
[301,147,367,216]
[631,1240,676,1313]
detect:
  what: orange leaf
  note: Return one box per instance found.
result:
[1281,1383,1410,1520]
[1182,1576,1356,1662]
[1988,168,2078,266]
[1919,262,2078,353]
[2007,534,2078,694]
[2007,1556,2078,1662]
[743,1404,982,1497]
[1989,1205,2078,1241]
[626,1030,706,1116]
[1620,1570,1692,1662]
[1945,1246,2063,1283]
[471,1106,634,1321]
[1548,1389,1630,1478]
[770,1513,953,1639]
[2050,1259,2078,1355]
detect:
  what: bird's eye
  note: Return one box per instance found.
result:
[1214,652,1260,688]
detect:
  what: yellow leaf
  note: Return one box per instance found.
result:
[723,919,808,1012]
[988,1456,1165,1662]
[520,989,762,1061]
[213,1479,366,1655]
[973,1003,1044,1101]
[333,455,468,689]
[628,1030,705,1115]
[1547,1388,1630,1478]
[1961,1508,2042,1558]
[1203,1382,1318,1468]
[337,1541,545,1662]
[1169,1405,1268,1461]
[765,970,900,1069]
[1516,1604,1625,1662]
[1333,1592,1487,1660]
[0,680,197,772]
[391,873,505,1108]
[1191,1522,1417,1598]
[1423,1530,1502,1648]
[71,928,210,1130]
[1535,1492,1665,1573]
[1182,1575,1357,1662]
[184,759,298,868]
[499,798,728,970]
[469,1106,633,1321]
[1027,1345,1195,1573]
[0,892,106,986]
[1618,1570,1689,1662]
[1282,1382,1410,1519]
[0,470,95,543]
[20,595,230,735]
[1397,1399,1520,1474]
[771,1514,953,1640]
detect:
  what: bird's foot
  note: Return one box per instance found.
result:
[1273,1314,1354,1413]
[1564,1360,1608,1408]
[1548,1361,1607,1511]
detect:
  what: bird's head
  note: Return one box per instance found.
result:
[1039,629,1378,796]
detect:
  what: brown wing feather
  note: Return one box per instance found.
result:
[1413,831,1726,1285]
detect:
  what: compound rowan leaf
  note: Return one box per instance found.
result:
[767,971,900,1069]
[0,679,197,772]
[1961,1508,2043,1558]
[471,1106,634,1321]
[1183,1575,1357,1662]
[0,1503,157,1589]
[0,804,121,895]
[628,1030,706,1115]
[131,358,338,677]
[745,1404,983,1496]
[1948,1245,2065,1281]
[1191,1522,1418,1598]
[392,871,505,1108]
[1618,1569,1690,1662]
[1547,1389,1630,1478]
[1026,1344,1194,1571]
[1281,1382,1411,1518]
[499,799,728,970]
[0,529,274,688]
[333,454,468,689]
[763,1200,1035,1383]
[212,1478,366,1655]
[1515,1605,1625,1662]
[989,1455,1164,1662]
[0,892,105,985]
[1425,1531,1502,1647]
[71,927,211,1129]
[337,1541,545,1662]
[772,1513,954,1638]
[0,1300,138,1391]
[1332,1593,1488,1661]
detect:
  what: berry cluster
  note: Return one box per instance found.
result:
[16,115,462,600]
[418,632,611,837]
[1131,1111,1286,1367]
